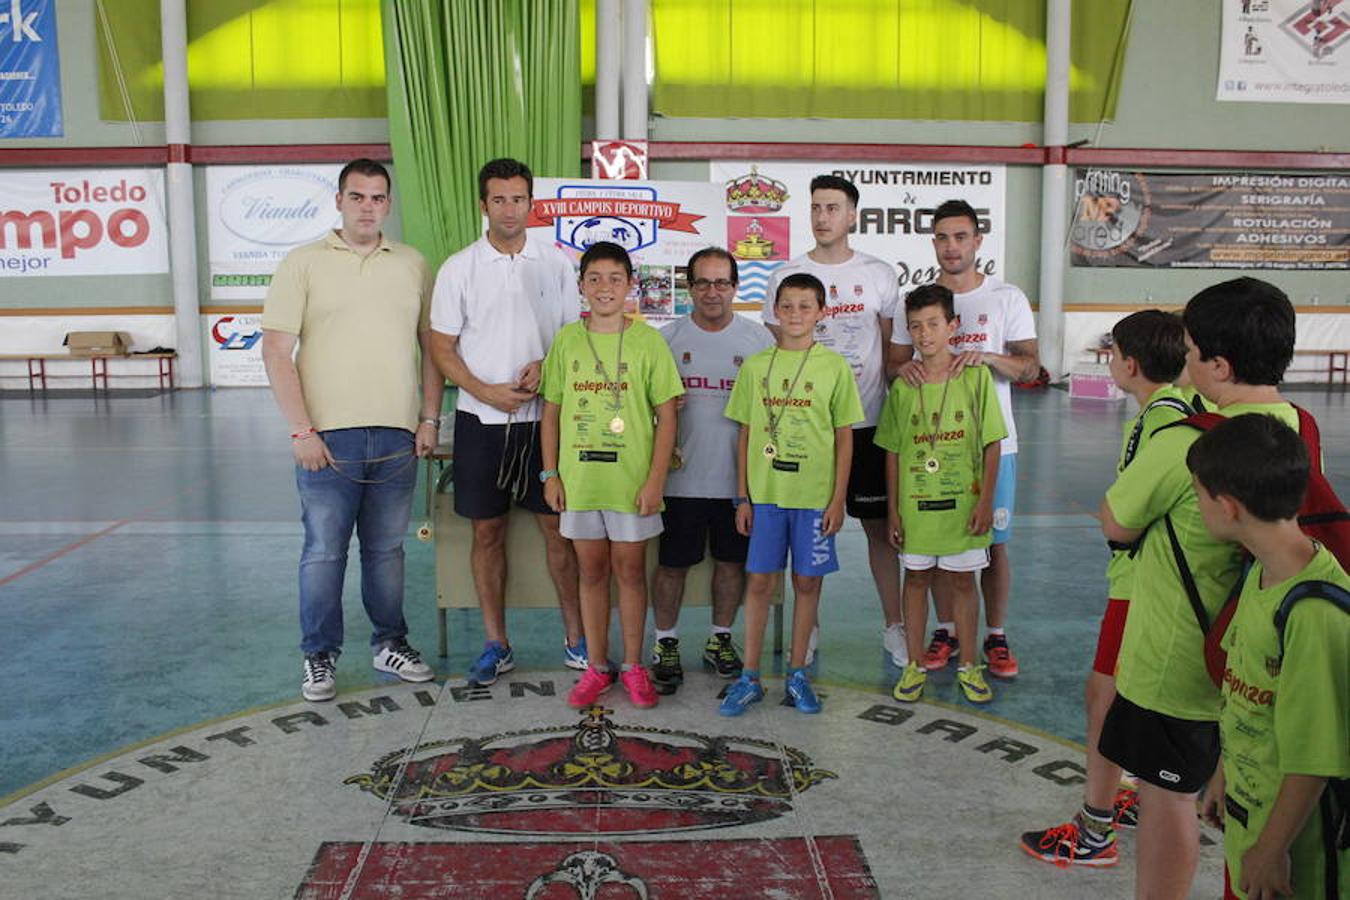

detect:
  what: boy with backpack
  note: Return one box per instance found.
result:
[1020,309,1192,866]
[1096,277,1302,897]
[1189,414,1348,900]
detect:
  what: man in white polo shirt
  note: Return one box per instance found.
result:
[649,247,774,694]
[889,199,1040,680]
[429,158,584,686]
[763,174,904,666]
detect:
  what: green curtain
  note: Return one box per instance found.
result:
[96,0,387,121]
[381,0,582,267]
[648,0,1132,123]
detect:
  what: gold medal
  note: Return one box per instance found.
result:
[671,447,684,470]
[763,442,778,459]
[609,416,625,435]
[924,456,940,474]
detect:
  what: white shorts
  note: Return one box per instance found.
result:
[901,547,990,573]
[560,509,664,542]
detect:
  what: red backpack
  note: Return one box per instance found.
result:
[1157,406,1350,686]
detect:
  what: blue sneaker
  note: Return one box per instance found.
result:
[468,641,514,685]
[718,675,765,717]
[784,670,822,714]
[563,637,589,671]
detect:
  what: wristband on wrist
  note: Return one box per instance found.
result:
[734,496,750,507]
[419,417,439,427]
[538,469,559,483]
[291,427,316,441]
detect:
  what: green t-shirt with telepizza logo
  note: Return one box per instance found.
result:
[541,319,684,513]
[1218,546,1349,899]
[1108,402,1298,721]
[724,343,864,510]
[1105,384,1193,600]
[874,365,1006,556]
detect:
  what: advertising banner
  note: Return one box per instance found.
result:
[708,162,1007,309]
[1218,0,1350,103]
[1070,168,1350,269]
[0,0,62,138]
[205,313,267,386]
[527,177,726,321]
[205,165,342,301]
[0,168,167,277]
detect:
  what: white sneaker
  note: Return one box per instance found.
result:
[802,625,819,666]
[883,622,909,667]
[302,652,337,702]
[373,639,435,683]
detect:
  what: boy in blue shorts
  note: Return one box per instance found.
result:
[1190,414,1348,900]
[876,284,1006,706]
[541,242,684,710]
[719,273,865,716]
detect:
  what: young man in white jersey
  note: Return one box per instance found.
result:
[889,199,1040,679]
[429,158,585,686]
[650,247,774,693]
[763,175,904,665]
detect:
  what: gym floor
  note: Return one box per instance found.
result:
[2,385,1345,898]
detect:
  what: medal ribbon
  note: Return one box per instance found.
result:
[762,343,814,449]
[582,318,627,416]
[918,374,952,465]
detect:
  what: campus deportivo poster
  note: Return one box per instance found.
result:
[1218,0,1350,103]
[0,0,63,138]
[0,168,167,276]
[1070,168,1350,269]
[528,177,726,322]
[707,162,1007,310]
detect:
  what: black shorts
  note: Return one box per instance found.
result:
[1098,694,1219,794]
[658,497,749,568]
[846,426,888,520]
[452,411,553,519]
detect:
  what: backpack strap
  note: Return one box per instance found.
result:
[1164,513,1243,634]
[1121,396,1195,468]
[1151,410,1226,440]
[1274,580,1350,662]
[1293,405,1324,475]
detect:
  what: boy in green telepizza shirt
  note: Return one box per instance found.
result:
[1188,414,1348,900]
[1021,309,1193,867]
[875,284,1005,707]
[1098,277,1305,899]
[541,242,684,712]
[719,272,864,717]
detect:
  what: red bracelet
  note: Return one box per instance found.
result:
[291,427,317,441]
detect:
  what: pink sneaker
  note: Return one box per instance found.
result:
[567,665,616,709]
[620,665,660,708]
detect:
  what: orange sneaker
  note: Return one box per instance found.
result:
[1112,788,1139,830]
[983,634,1020,679]
[567,665,616,709]
[620,665,660,708]
[922,629,959,671]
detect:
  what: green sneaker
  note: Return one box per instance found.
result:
[956,664,993,704]
[892,662,927,702]
[702,633,743,678]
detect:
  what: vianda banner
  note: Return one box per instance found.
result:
[206,165,342,301]
[707,163,1006,310]
[528,177,726,322]
[1070,168,1350,269]
[1218,0,1350,103]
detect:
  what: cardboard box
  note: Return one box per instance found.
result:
[1069,366,1124,401]
[64,331,131,357]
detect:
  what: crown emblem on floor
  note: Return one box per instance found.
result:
[345,705,835,835]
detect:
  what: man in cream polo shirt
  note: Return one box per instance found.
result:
[262,158,443,703]
[429,158,584,686]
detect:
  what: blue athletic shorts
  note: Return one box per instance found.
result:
[991,453,1017,545]
[745,504,839,577]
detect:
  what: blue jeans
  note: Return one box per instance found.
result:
[296,427,417,654]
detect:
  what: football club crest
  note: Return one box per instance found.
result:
[955,410,964,423]
[829,284,839,300]
[1265,656,1282,677]
[910,414,920,426]
[805,381,814,393]
[572,359,580,372]
[682,351,692,364]
[853,284,864,297]
[733,355,744,367]
[978,313,988,326]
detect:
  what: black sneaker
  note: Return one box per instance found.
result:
[702,633,744,678]
[650,637,683,694]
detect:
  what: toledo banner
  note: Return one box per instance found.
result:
[1071,168,1350,269]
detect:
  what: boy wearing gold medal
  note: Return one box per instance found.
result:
[877,284,1006,705]
[540,242,684,710]
[719,272,865,716]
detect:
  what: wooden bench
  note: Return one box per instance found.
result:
[1289,349,1348,388]
[424,456,785,660]
[0,352,177,391]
